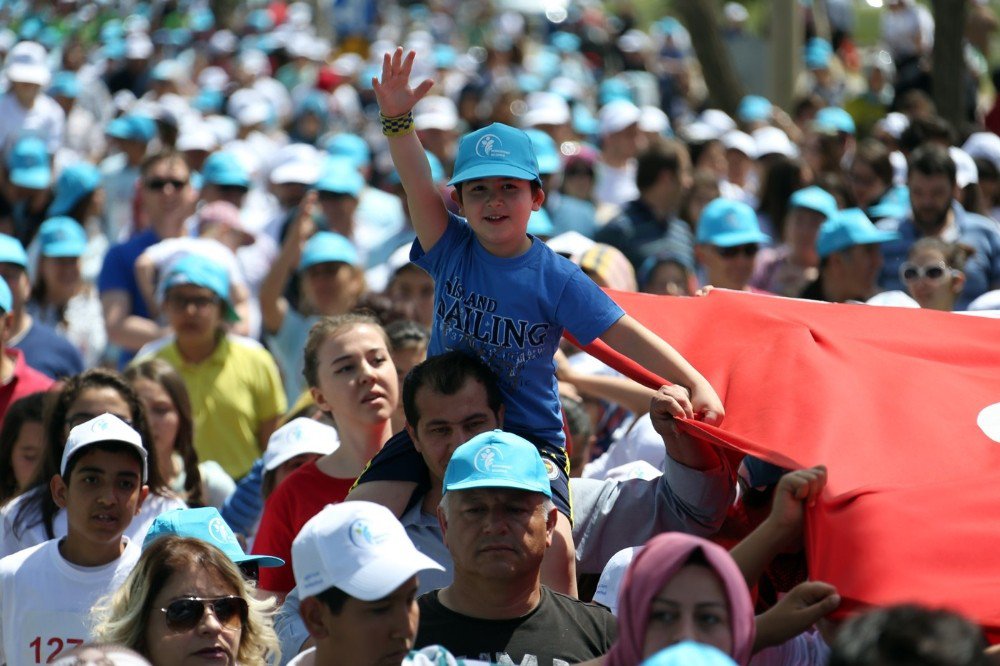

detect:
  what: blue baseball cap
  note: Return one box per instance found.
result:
[0,233,28,268]
[448,123,541,187]
[143,507,284,568]
[388,150,444,185]
[48,71,80,99]
[47,162,102,216]
[324,133,371,168]
[525,129,561,176]
[696,198,771,247]
[159,253,240,322]
[0,277,11,313]
[106,114,157,143]
[38,217,87,257]
[814,106,856,135]
[737,95,772,123]
[315,158,364,197]
[6,137,51,189]
[804,37,833,70]
[443,430,552,497]
[527,208,555,237]
[642,642,737,666]
[789,186,837,219]
[201,151,250,188]
[299,231,359,272]
[817,208,900,258]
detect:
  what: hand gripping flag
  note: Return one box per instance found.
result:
[570,289,1000,640]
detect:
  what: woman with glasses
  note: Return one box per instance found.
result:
[93,535,279,666]
[0,368,186,557]
[900,238,973,311]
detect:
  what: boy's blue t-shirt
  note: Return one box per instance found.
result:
[412,212,625,446]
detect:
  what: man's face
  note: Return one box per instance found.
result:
[409,378,502,486]
[908,171,956,233]
[836,243,884,300]
[163,284,223,343]
[695,243,758,291]
[10,81,40,108]
[440,488,556,581]
[142,158,192,226]
[310,576,420,666]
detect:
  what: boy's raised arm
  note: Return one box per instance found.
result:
[373,47,449,252]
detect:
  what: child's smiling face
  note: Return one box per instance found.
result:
[453,177,544,258]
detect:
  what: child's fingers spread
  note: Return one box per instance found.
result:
[414,79,435,101]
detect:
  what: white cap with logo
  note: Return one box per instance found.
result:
[61,413,148,482]
[292,501,444,600]
[262,417,339,472]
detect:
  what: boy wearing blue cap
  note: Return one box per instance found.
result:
[354,48,724,595]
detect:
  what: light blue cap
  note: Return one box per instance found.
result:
[106,114,157,142]
[193,88,224,114]
[296,90,329,119]
[201,151,250,188]
[804,37,833,70]
[315,158,364,197]
[525,129,561,175]
[552,31,581,53]
[867,185,910,220]
[388,150,444,185]
[641,642,737,666]
[0,276,11,313]
[143,507,284,567]
[443,430,552,497]
[324,133,371,168]
[434,44,457,69]
[737,95,773,123]
[573,105,600,137]
[789,186,837,219]
[0,233,28,267]
[299,231,359,272]
[449,123,541,187]
[817,208,900,258]
[47,162,101,216]
[814,106,856,135]
[6,137,50,189]
[159,253,240,322]
[696,198,771,247]
[48,71,80,99]
[247,8,274,32]
[38,217,87,258]
[527,208,555,237]
[599,78,632,105]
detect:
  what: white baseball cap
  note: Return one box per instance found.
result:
[5,41,50,86]
[263,418,339,472]
[414,96,459,132]
[949,146,979,188]
[721,130,757,158]
[592,546,641,616]
[292,502,444,599]
[61,414,148,482]
[638,106,671,135]
[962,132,1000,173]
[522,92,571,128]
[599,99,642,137]
[752,126,798,158]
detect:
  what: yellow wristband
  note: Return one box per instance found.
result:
[380,111,415,137]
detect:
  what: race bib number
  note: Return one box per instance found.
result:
[21,612,86,664]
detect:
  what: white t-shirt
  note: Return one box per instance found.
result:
[288,645,492,666]
[0,91,66,155]
[0,537,140,665]
[0,489,186,559]
[593,159,639,208]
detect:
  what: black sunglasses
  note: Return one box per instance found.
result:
[145,178,188,191]
[216,184,249,195]
[158,596,248,633]
[716,244,759,259]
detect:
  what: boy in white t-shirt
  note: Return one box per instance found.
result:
[0,413,149,665]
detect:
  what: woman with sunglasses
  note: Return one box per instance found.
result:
[93,535,279,665]
[900,238,973,311]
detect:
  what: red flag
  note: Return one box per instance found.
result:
[574,289,1000,640]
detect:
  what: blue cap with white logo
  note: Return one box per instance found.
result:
[696,198,771,248]
[443,430,552,497]
[143,507,285,567]
[38,217,87,257]
[789,186,837,219]
[448,123,541,187]
[816,208,900,258]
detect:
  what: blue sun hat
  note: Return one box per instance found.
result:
[816,208,900,258]
[7,136,51,189]
[696,198,771,247]
[144,507,284,568]
[47,162,102,216]
[158,253,240,322]
[38,217,87,257]
[449,123,541,187]
[443,430,552,497]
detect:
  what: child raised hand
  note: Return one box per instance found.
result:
[371,47,434,118]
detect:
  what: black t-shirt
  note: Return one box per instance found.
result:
[416,587,617,666]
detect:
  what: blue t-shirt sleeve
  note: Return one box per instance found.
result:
[554,268,626,346]
[411,212,469,275]
[97,245,129,294]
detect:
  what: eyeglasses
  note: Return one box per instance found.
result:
[715,244,759,259]
[145,178,188,191]
[66,412,133,430]
[165,293,221,310]
[900,261,952,283]
[159,596,248,633]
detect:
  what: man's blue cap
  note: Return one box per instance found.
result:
[526,129,561,176]
[143,507,284,568]
[814,106,856,135]
[315,158,364,197]
[552,31,582,53]
[817,208,900,258]
[324,133,371,168]
[0,233,29,268]
[38,217,87,258]
[598,78,632,105]
[7,137,51,189]
[48,71,80,99]
[449,123,541,187]
[443,430,552,497]
[737,95,772,123]
[789,186,837,219]
[201,151,250,188]
[867,185,910,220]
[299,231,359,272]
[696,198,771,247]
[193,88,224,114]
[388,150,444,185]
[642,642,737,666]
[804,37,833,70]
[106,114,157,143]
[159,253,240,322]
[0,276,12,314]
[527,208,555,237]
[47,162,102,217]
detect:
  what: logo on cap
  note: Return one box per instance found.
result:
[475,134,510,159]
[474,445,504,473]
[92,419,110,433]
[349,519,387,548]
[208,517,236,545]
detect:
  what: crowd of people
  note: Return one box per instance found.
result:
[0,0,997,664]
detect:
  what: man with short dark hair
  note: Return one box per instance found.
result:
[877,144,1000,307]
